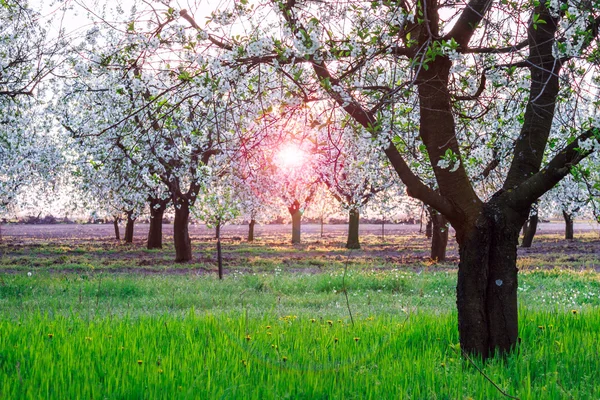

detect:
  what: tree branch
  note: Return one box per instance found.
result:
[445,0,495,48]
[505,129,599,210]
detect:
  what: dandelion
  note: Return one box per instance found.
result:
[310,318,316,323]
[282,356,288,362]
[266,325,271,329]
[327,320,333,326]
[27,272,32,277]
[267,332,272,336]
[572,309,578,315]
[440,363,446,368]
[245,335,252,341]
[137,360,143,365]
[48,333,54,339]
[158,368,164,374]
[354,337,360,342]
[334,337,338,343]
[538,325,545,330]
[271,344,278,349]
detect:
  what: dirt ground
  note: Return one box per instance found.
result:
[2,221,598,239]
[1,222,599,273]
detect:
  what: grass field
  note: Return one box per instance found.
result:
[1,229,600,399]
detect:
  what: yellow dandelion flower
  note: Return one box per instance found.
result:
[48,333,54,339]
[137,360,143,365]
[158,368,164,374]
[327,320,333,326]
[266,325,271,329]
[334,337,339,343]
[310,318,316,323]
[354,337,360,342]
[282,356,288,362]
[571,309,578,315]
[538,326,545,330]
[245,335,252,341]
[267,332,272,336]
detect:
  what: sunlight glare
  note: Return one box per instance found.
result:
[276,144,307,169]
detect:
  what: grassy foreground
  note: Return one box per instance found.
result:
[1,270,600,399]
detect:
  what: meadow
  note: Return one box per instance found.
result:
[1,225,600,399]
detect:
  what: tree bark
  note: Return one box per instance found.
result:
[174,201,192,262]
[431,211,448,262]
[147,203,165,249]
[521,209,538,248]
[425,216,433,239]
[456,204,522,359]
[113,216,120,240]
[248,219,255,242]
[563,211,574,240]
[346,208,360,249]
[124,211,135,243]
[288,200,302,244]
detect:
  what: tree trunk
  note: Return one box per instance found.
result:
[248,219,255,242]
[431,211,448,262]
[147,205,165,249]
[291,210,301,244]
[288,200,302,244]
[320,216,324,238]
[456,205,521,359]
[425,216,433,239]
[113,216,120,240]
[346,208,360,249]
[216,222,223,279]
[521,212,538,248]
[174,201,192,262]
[381,216,385,241]
[124,211,135,243]
[563,211,574,240]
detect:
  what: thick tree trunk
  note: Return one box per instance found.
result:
[124,211,135,243]
[563,211,574,240]
[291,211,301,244]
[288,200,302,244]
[113,216,120,240]
[174,202,192,262]
[521,212,538,248]
[147,205,165,249]
[456,205,522,359]
[248,219,255,242]
[431,211,448,262]
[346,208,360,249]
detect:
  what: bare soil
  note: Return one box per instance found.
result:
[1,222,599,274]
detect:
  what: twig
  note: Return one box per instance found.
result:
[459,348,520,400]
[341,249,354,326]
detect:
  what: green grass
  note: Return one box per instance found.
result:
[1,235,600,398]
[1,270,600,398]
[1,306,599,399]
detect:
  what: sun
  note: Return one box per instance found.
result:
[275,144,307,169]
